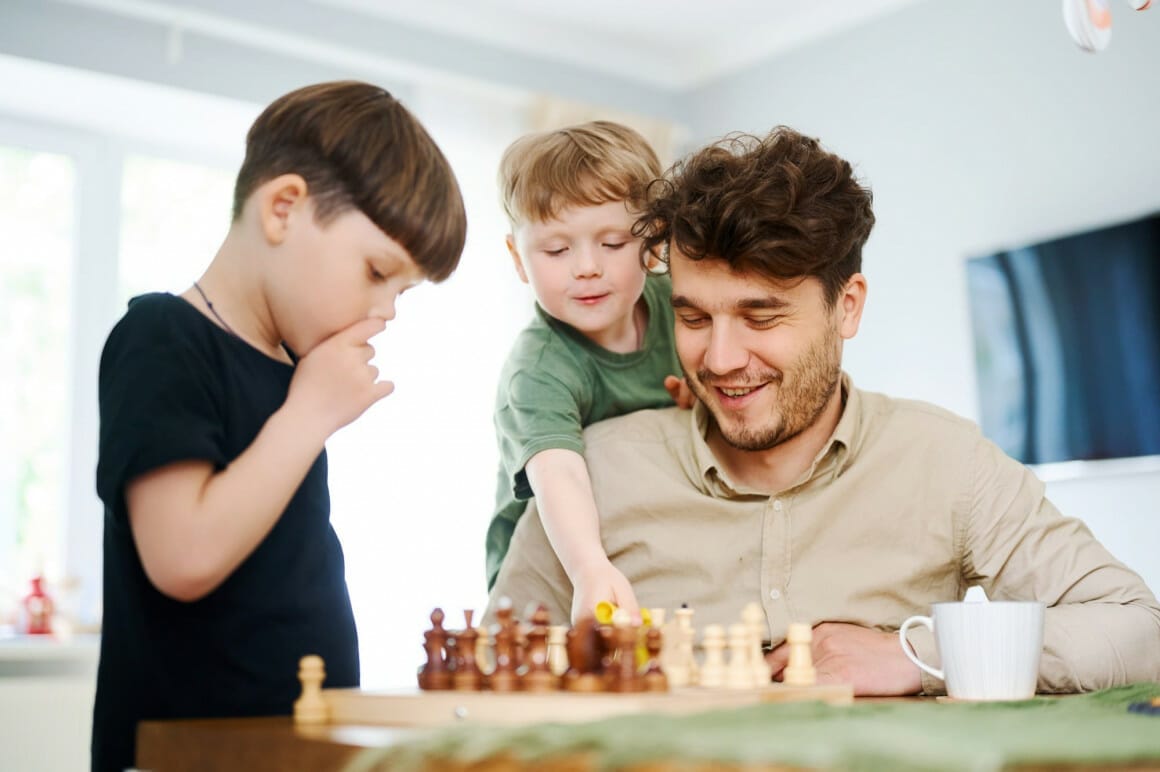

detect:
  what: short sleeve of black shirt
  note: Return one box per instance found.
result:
[92,294,359,772]
[96,296,230,507]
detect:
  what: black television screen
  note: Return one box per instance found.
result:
[966,213,1160,465]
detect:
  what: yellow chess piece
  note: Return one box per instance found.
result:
[594,601,654,668]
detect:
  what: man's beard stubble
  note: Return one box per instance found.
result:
[690,324,842,452]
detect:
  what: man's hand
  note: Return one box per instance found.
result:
[765,622,923,696]
[570,560,640,625]
[286,317,394,437]
[664,375,696,410]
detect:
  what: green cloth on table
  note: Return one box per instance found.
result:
[346,684,1160,772]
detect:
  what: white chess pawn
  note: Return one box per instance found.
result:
[294,654,329,724]
[660,624,688,687]
[699,624,726,688]
[742,602,773,687]
[675,606,698,686]
[547,624,569,677]
[783,623,817,686]
[725,622,754,689]
[475,626,495,676]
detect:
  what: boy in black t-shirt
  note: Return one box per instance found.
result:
[92,81,466,772]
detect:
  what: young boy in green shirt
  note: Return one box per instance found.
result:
[485,121,684,623]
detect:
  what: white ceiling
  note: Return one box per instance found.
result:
[310,0,928,90]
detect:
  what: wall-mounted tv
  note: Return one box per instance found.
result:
[966,213,1160,465]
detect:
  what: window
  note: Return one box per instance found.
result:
[0,145,75,619]
[1,68,539,689]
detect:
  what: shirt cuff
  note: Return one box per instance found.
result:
[903,626,945,695]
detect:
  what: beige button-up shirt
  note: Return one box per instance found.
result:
[486,375,1160,693]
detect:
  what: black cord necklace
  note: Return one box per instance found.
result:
[193,281,239,338]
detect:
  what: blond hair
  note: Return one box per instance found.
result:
[498,120,662,226]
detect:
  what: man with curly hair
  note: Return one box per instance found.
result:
[485,127,1160,696]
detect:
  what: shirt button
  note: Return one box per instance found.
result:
[773,499,783,512]
[769,589,782,600]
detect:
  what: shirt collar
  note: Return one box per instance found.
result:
[685,371,861,497]
[824,372,859,480]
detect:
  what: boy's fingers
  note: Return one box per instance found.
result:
[343,316,388,343]
[371,379,395,401]
[664,375,697,409]
[611,577,641,624]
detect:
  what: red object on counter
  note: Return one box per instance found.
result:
[22,575,54,635]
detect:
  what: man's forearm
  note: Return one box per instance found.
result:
[1040,602,1160,691]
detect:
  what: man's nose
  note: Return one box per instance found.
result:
[703,323,749,375]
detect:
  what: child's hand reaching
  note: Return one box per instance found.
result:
[664,375,697,410]
[571,559,640,625]
[286,317,395,437]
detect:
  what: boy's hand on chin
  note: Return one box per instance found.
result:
[287,317,394,436]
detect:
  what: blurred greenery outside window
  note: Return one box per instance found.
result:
[0,146,74,608]
[0,147,233,629]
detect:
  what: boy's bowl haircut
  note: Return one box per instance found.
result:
[233,81,467,282]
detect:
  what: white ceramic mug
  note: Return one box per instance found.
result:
[899,600,1045,701]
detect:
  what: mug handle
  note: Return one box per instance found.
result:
[899,615,944,681]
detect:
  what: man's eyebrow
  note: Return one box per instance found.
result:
[736,297,791,311]
[671,295,792,311]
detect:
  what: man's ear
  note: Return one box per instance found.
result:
[837,273,868,340]
[258,174,309,246]
[506,234,529,284]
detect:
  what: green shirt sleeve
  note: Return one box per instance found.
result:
[496,364,588,501]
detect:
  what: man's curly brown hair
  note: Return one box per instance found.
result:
[635,127,875,307]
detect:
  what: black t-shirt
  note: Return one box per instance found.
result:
[92,294,358,772]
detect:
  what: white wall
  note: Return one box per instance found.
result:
[1045,466,1160,595]
[0,637,99,772]
[683,0,1160,592]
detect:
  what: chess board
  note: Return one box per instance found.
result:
[317,682,854,728]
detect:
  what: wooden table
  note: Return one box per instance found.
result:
[137,716,417,772]
[135,716,862,771]
[136,705,1160,772]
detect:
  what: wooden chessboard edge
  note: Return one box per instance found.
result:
[320,682,855,727]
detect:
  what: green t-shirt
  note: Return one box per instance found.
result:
[485,273,681,588]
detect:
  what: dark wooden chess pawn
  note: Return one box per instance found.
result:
[520,604,556,692]
[418,607,451,690]
[642,627,669,692]
[563,617,604,692]
[607,618,644,692]
[452,609,483,691]
[489,608,519,692]
[513,626,527,672]
[443,633,462,691]
[598,624,616,674]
